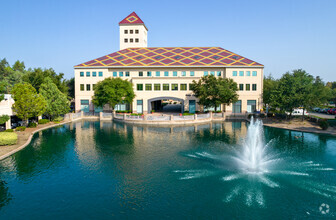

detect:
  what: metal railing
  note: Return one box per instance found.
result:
[173,115,194,120]
[126,115,143,120]
[147,115,171,121]
[197,113,210,119]
[102,112,113,118]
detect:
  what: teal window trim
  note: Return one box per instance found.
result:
[239,71,244,76]
[173,71,177,77]
[190,71,194,76]
[246,71,251,76]
[139,71,143,77]
[86,71,90,77]
[98,71,103,77]
[217,71,221,76]
[239,84,244,91]
[182,71,186,76]
[92,72,97,77]
[125,71,130,77]
[164,71,169,77]
[252,71,257,76]
[156,71,160,77]
[119,72,123,77]
[204,71,208,76]
[80,72,84,77]
[210,71,215,76]
[113,72,117,77]
[233,71,237,76]
[147,71,152,77]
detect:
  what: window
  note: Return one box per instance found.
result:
[86,84,91,91]
[80,84,84,91]
[247,100,256,113]
[252,84,257,91]
[124,38,128,43]
[173,71,177,76]
[246,84,250,91]
[233,100,242,113]
[182,71,186,76]
[172,84,178,91]
[137,84,143,91]
[147,71,152,77]
[180,84,187,91]
[217,71,221,76]
[164,71,169,77]
[119,72,123,77]
[189,83,194,91]
[99,71,103,77]
[145,84,152,91]
[86,71,90,77]
[163,84,169,91]
[80,72,84,77]
[113,72,117,77]
[233,71,237,76]
[125,71,130,77]
[139,71,143,77]
[92,72,96,77]
[130,38,133,43]
[239,71,244,76]
[246,71,251,76]
[135,38,139,43]
[239,84,244,91]
[156,71,160,77]
[154,84,160,91]
[124,30,128,34]
[130,30,133,34]
[210,71,215,76]
[252,71,257,76]
[204,71,208,76]
[190,71,194,76]
[135,29,139,34]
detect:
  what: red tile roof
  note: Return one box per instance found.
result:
[75,47,263,68]
[119,12,144,25]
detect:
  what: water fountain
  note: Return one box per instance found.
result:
[175,118,336,208]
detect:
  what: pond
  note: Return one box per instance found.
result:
[0,120,335,219]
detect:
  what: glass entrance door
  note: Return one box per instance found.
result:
[137,100,143,114]
[189,100,196,113]
[233,100,242,113]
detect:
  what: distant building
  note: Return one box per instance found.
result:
[0,94,14,129]
[74,12,264,114]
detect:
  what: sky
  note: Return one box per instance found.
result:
[1,0,336,81]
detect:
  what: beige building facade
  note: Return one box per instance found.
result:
[74,12,264,114]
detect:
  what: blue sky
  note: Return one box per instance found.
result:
[1,0,336,81]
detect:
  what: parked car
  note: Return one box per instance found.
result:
[320,108,329,113]
[286,109,309,116]
[327,108,336,115]
[313,107,321,112]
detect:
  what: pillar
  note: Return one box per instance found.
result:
[99,112,103,120]
[5,117,11,130]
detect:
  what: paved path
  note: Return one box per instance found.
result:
[309,112,335,119]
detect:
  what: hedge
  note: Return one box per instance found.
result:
[16,126,26,131]
[0,132,18,146]
[53,116,64,122]
[38,119,50,124]
[28,122,37,128]
[3,129,14,132]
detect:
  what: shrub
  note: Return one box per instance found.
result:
[16,126,26,131]
[319,120,329,130]
[53,116,64,122]
[38,119,50,124]
[0,132,17,146]
[151,110,155,113]
[3,129,14,132]
[28,122,37,128]
[183,113,194,116]
[130,113,142,116]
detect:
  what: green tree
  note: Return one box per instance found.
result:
[66,77,75,99]
[23,68,68,95]
[191,75,238,112]
[263,75,278,108]
[0,59,25,93]
[12,83,47,124]
[40,78,70,119]
[0,115,10,124]
[270,69,329,120]
[92,77,135,110]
